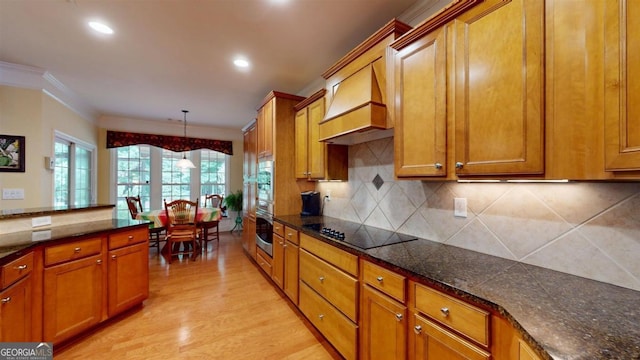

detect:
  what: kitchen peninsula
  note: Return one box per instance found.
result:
[0,204,150,345]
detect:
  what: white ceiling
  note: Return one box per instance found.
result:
[0,0,424,130]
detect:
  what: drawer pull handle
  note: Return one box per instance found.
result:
[128,235,134,240]
[15,264,28,270]
[287,233,293,238]
[440,307,450,317]
[395,313,403,321]
[319,276,325,283]
[1,297,11,304]
[111,255,117,259]
[414,325,422,334]
[318,314,324,320]
[376,276,383,282]
[74,247,81,253]
[96,259,102,265]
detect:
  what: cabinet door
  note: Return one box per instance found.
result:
[44,254,104,344]
[307,97,327,179]
[394,26,447,177]
[283,240,299,304]
[258,99,274,158]
[294,108,309,178]
[0,275,32,342]
[410,314,490,360]
[108,242,149,317]
[243,124,258,218]
[360,285,407,360]
[272,234,285,289]
[454,0,544,176]
[605,0,640,170]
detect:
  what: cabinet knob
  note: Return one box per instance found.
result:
[287,233,293,238]
[414,325,422,334]
[15,264,28,271]
[96,259,102,265]
[395,313,403,322]
[74,247,81,253]
[319,276,325,283]
[318,314,324,320]
[1,297,11,304]
[434,163,443,170]
[128,235,134,240]
[111,255,117,259]
[440,307,450,317]
[455,162,464,169]
[376,276,384,282]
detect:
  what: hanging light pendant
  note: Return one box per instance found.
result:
[176,110,196,169]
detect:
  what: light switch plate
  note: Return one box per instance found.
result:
[454,198,468,218]
[2,188,25,200]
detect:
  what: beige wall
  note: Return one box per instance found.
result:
[0,85,96,210]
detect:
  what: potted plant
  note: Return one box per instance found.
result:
[223,190,243,232]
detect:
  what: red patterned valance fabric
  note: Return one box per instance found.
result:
[106,130,233,155]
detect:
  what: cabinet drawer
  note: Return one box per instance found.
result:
[1,252,34,289]
[413,282,489,346]
[273,221,285,237]
[45,237,103,267]
[256,248,272,277]
[299,281,357,360]
[300,233,358,276]
[412,313,490,360]
[299,249,358,321]
[284,226,299,245]
[109,227,148,250]
[361,259,405,303]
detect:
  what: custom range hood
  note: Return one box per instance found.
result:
[318,19,411,145]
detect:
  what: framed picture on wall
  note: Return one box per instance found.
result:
[0,135,26,172]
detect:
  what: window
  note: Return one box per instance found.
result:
[54,133,95,207]
[113,146,228,217]
[200,149,226,197]
[115,145,151,219]
[161,149,191,202]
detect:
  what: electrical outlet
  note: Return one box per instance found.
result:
[454,198,467,218]
[325,190,331,201]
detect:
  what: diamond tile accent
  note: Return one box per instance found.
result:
[372,174,384,190]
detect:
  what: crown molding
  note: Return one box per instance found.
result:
[398,0,452,26]
[0,61,98,124]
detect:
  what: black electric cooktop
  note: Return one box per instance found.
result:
[303,218,418,250]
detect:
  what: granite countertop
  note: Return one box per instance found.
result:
[0,204,115,220]
[0,218,149,262]
[276,215,640,360]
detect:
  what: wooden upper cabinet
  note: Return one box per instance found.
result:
[453,0,544,176]
[294,90,348,181]
[605,0,640,171]
[257,99,274,158]
[393,26,448,178]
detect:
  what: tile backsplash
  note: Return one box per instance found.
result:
[317,138,640,291]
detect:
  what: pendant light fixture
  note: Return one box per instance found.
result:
[176,110,196,169]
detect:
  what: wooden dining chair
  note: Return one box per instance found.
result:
[200,194,222,252]
[164,199,199,263]
[126,196,166,252]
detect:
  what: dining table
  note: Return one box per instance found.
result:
[134,207,222,228]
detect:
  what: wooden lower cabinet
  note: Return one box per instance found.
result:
[410,314,490,360]
[299,281,358,360]
[0,275,32,342]
[108,241,148,317]
[360,284,407,360]
[272,233,285,289]
[256,247,272,277]
[242,216,257,261]
[43,253,104,344]
[283,238,299,304]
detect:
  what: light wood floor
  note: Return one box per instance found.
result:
[55,232,343,360]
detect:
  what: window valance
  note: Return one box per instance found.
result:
[106,130,233,155]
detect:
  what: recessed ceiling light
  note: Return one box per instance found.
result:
[233,59,250,68]
[88,21,114,35]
